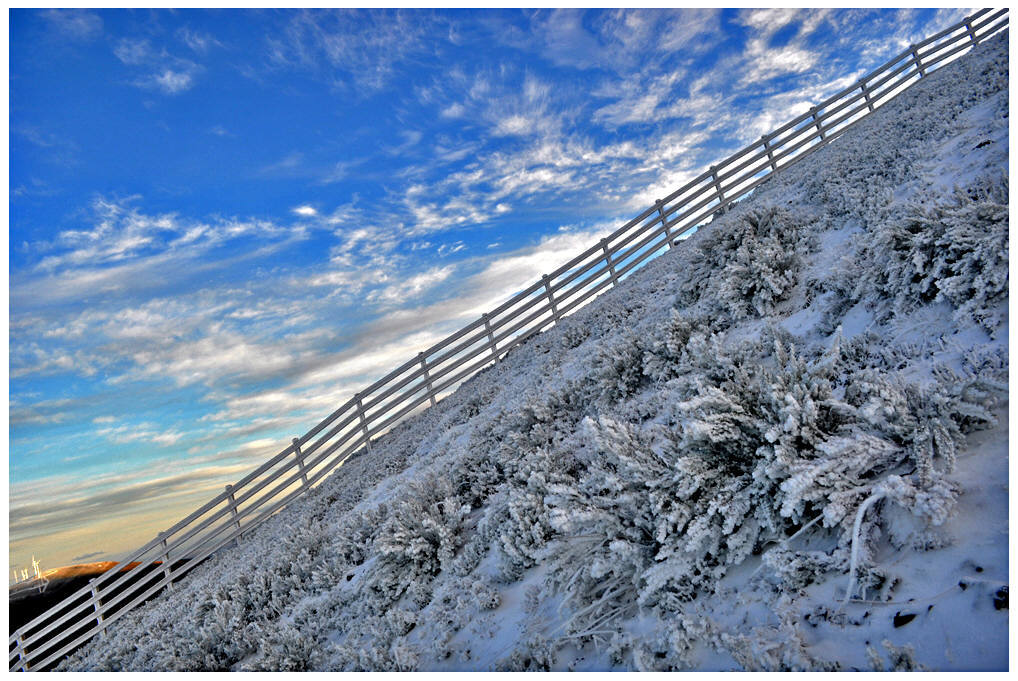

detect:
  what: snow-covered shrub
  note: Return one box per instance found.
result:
[559,319,591,349]
[844,175,1008,334]
[677,206,814,319]
[761,545,842,591]
[498,452,566,577]
[374,474,469,580]
[241,622,325,672]
[715,208,815,317]
[323,504,384,585]
[592,331,646,402]
[642,309,696,382]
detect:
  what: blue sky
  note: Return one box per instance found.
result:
[9,7,968,571]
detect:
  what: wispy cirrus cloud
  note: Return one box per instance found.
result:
[735,8,825,83]
[96,423,187,447]
[113,37,153,65]
[259,151,348,180]
[10,397,78,426]
[150,69,195,94]
[267,8,442,93]
[113,35,202,94]
[367,265,455,306]
[41,9,103,41]
[522,8,722,74]
[177,26,223,54]
[13,126,81,168]
[26,197,297,275]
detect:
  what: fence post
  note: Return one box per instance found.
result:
[964,17,977,44]
[910,45,926,77]
[859,79,875,112]
[600,239,619,287]
[355,393,371,451]
[14,633,28,672]
[418,352,437,407]
[761,135,778,171]
[291,438,309,488]
[655,199,673,247]
[541,274,560,323]
[482,313,498,359]
[224,486,242,541]
[89,578,105,636]
[709,165,725,204]
[157,532,173,587]
[810,106,826,141]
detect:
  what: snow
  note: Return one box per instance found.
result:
[58,32,1009,672]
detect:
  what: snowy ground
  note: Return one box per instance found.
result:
[61,32,1009,672]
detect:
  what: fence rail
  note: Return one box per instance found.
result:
[9,9,1008,671]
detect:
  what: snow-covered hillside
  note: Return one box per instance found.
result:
[61,33,1009,672]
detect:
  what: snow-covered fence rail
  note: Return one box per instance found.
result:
[8,9,1007,671]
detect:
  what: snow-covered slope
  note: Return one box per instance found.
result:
[61,33,1009,672]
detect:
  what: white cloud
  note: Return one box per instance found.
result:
[97,423,186,447]
[41,9,103,41]
[83,217,620,433]
[123,338,287,389]
[368,265,455,304]
[731,8,826,84]
[441,102,466,119]
[178,27,221,54]
[592,69,685,127]
[111,34,202,95]
[260,152,305,176]
[658,9,722,52]
[386,130,423,156]
[269,9,441,93]
[738,8,800,32]
[28,198,287,274]
[293,205,318,217]
[493,115,531,137]
[208,234,600,430]
[436,242,466,257]
[10,401,73,425]
[320,159,363,184]
[114,38,152,65]
[153,69,195,94]
[513,9,721,75]
[8,200,328,382]
[743,40,818,82]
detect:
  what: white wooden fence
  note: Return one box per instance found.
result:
[8,9,1008,671]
